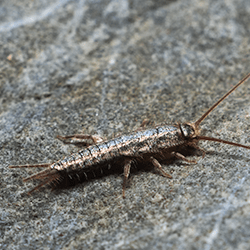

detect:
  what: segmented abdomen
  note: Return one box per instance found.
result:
[51,124,185,173]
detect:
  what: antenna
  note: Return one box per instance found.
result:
[194,73,250,129]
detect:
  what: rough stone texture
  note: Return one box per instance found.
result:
[1,0,250,249]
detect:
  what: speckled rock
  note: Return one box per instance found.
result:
[1,0,250,249]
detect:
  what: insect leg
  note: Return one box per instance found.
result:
[57,134,104,146]
[122,159,133,198]
[135,119,154,131]
[139,119,151,128]
[171,152,197,163]
[187,142,206,158]
[150,157,172,178]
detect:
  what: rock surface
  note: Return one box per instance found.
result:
[1,0,250,249]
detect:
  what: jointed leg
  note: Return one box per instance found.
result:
[171,152,197,163]
[57,134,104,146]
[139,119,151,128]
[123,160,133,198]
[135,119,154,131]
[187,142,206,158]
[150,157,172,178]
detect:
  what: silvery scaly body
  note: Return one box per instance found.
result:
[9,73,250,197]
[54,125,186,172]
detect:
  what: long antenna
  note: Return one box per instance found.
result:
[194,72,250,128]
[197,136,250,149]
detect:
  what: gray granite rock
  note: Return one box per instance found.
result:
[1,0,250,249]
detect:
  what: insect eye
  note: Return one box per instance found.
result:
[180,124,195,138]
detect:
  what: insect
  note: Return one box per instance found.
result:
[9,73,250,197]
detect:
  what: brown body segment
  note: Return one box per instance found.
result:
[9,73,250,197]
